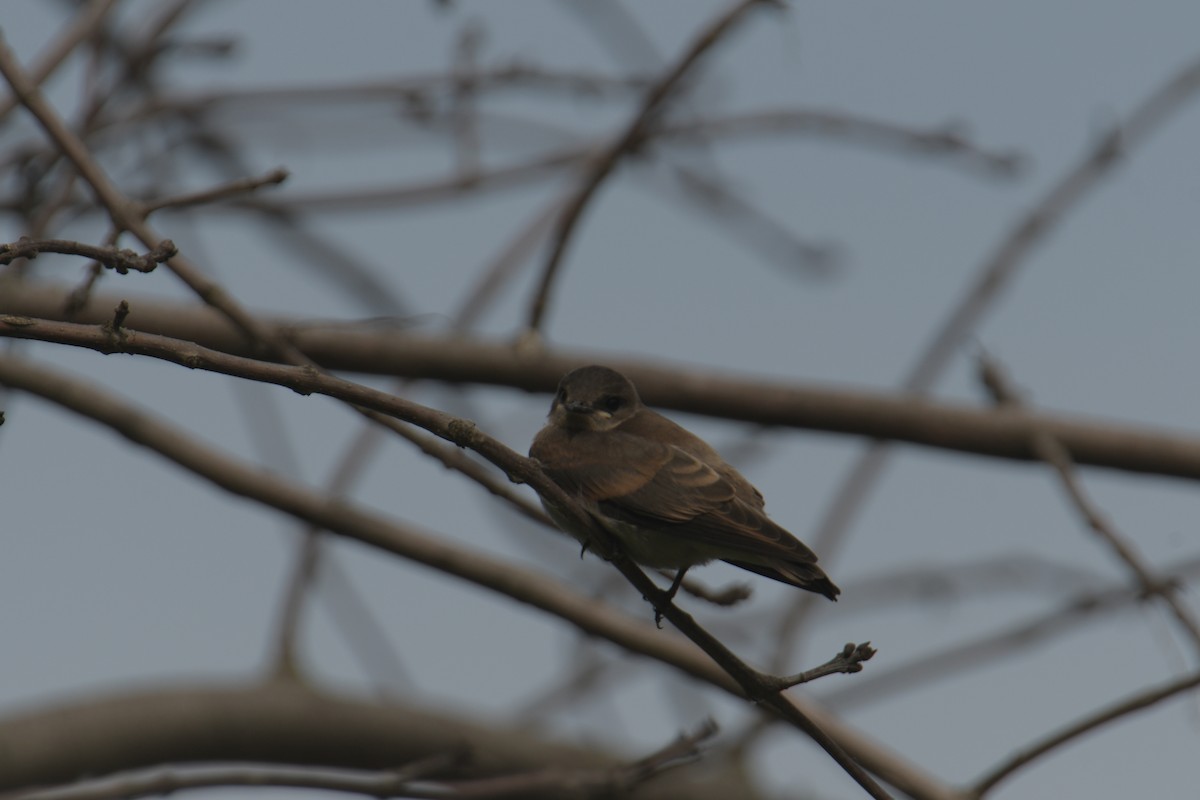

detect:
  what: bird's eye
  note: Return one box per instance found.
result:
[554,388,566,405]
[601,395,623,412]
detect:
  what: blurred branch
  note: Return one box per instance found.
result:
[514,651,619,724]
[0,683,746,800]
[2,106,1024,220]
[450,22,484,178]
[0,30,311,367]
[10,718,718,800]
[0,0,119,123]
[663,110,1023,176]
[7,313,1200,484]
[524,0,778,336]
[977,350,1200,661]
[13,756,466,800]
[233,146,584,212]
[906,50,1200,404]
[968,669,1200,798]
[428,720,718,800]
[771,50,1200,666]
[822,554,1200,711]
[664,166,839,277]
[120,63,655,116]
[139,167,289,214]
[658,569,752,607]
[451,193,563,330]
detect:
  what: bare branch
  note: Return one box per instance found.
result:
[139,167,290,214]
[977,350,1200,659]
[772,50,1200,667]
[0,237,176,274]
[0,0,119,123]
[524,0,778,336]
[656,569,752,607]
[121,64,655,117]
[968,669,1200,797]
[0,31,309,366]
[823,556,1200,711]
[10,721,720,800]
[662,110,1024,177]
[770,643,877,690]
[13,756,466,800]
[0,683,744,799]
[7,313,1200,485]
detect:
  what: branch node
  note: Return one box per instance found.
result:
[110,300,130,333]
[447,418,479,447]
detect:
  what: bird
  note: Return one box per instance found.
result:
[529,365,839,602]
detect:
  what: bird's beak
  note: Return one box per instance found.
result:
[563,401,593,415]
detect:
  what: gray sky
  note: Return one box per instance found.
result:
[3,2,1200,798]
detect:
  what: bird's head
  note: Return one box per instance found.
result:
[548,365,641,432]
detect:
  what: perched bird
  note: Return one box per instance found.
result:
[530,365,839,601]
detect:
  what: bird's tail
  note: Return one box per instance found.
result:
[723,558,841,600]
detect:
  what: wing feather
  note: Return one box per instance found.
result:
[594,442,819,565]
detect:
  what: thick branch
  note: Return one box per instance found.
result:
[4,311,1200,485]
[0,683,741,799]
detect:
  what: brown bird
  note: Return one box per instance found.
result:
[530,365,839,601]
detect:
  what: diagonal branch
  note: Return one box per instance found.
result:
[0,0,119,123]
[771,49,1200,666]
[977,351,1200,661]
[968,669,1200,798]
[0,352,904,800]
[523,0,777,335]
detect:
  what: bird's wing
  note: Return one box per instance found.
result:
[593,439,819,565]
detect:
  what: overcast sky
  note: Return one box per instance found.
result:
[3,2,1200,798]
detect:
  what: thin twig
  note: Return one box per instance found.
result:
[0,237,175,274]
[0,32,309,366]
[435,720,719,799]
[117,64,655,117]
[822,556,1200,711]
[0,0,119,123]
[968,669,1200,798]
[656,569,753,607]
[450,22,483,178]
[62,229,120,315]
[663,110,1023,176]
[11,755,467,800]
[770,642,877,689]
[523,0,777,336]
[139,167,290,214]
[451,193,563,331]
[0,107,1024,220]
[977,350,1200,662]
